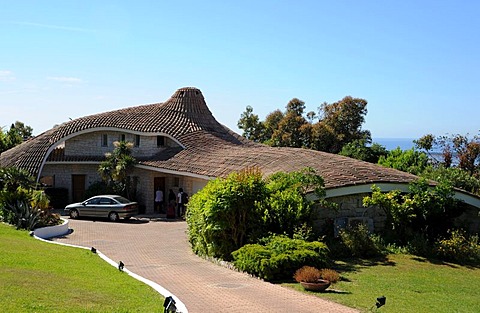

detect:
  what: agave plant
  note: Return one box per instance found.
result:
[8,200,41,230]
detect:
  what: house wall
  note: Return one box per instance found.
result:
[316,193,480,235]
[64,131,179,158]
[131,169,208,214]
[41,163,209,214]
[40,163,101,203]
[313,193,387,234]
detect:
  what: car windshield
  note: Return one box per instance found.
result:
[113,196,132,204]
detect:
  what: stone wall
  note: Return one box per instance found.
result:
[316,193,480,235]
[41,163,100,203]
[64,131,179,159]
[313,193,386,234]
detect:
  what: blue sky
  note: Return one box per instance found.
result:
[1,1,479,139]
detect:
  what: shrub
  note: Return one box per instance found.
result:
[406,233,433,257]
[6,200,41,230]
[187,168,267,260]
[434,229,480,264]
[232,235,330,281]
[339,223,383,258]
[0,184,60,230]
[294,266,322,283]
[264,168,326,237]
[187,167,328,260]
[363,180,464,245]
[320,268,340,283]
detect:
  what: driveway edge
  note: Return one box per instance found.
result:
[34,234,188,313]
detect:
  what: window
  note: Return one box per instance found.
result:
[135,135,140,147]
[157,135,165,147]
[101,134,108,147]
[173,177,180,187]
[120,134,126,142]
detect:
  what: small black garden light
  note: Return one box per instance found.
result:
[376,296,386,308]
[118,261,124,271]
[163,296,177,313]
[91,247,97,254]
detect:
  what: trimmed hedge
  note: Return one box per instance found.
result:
[232,235,330,281]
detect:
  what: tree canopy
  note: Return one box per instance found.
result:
[0,121,33,154]
[415,133,480,175]
[237,96,370,153]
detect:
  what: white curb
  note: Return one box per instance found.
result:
[33,218,70,239]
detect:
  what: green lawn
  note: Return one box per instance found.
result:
[284,254,480,312]
[0,223,163,312]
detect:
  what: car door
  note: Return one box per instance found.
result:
[82,198,100,217]
[96,197,115,218]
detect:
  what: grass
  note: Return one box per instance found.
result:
[283,254,480,312]
[0,223,164,312]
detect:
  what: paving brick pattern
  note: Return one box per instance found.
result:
[54,218,358,313]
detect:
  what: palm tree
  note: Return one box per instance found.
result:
[98,141,137,198]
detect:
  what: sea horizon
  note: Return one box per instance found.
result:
[372,138,416,151]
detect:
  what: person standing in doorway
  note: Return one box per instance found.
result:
[166,189,176,219]
[155,188,164,213]
[168,189,176,206]
[177,188,188,218]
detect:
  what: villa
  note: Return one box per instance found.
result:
[1,87,479,231]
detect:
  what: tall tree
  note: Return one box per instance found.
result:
[263,110,284,146]
[271,111,308,148]
[415,133,480,175]
[319,96,370,153]
[339,139,388,163]
[0,121,34,153]
[237,106,265,142]
[286,98,306,116]
[237,95,370,154]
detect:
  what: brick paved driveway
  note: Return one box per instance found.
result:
[54,218,358,313]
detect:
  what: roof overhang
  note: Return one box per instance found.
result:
[324,182,480,209]
[135,164,215,181]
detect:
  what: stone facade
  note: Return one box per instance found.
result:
[41,161,209,214]
[314,193,387,234]
[41,163,100,194]
[64,130,179,159]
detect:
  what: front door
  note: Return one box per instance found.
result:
[154,177,165,213]
[72,175,86,203]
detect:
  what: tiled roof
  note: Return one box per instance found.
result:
[1,87,418,189]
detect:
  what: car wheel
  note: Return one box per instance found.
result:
[108,212,119,222]
[69,209,79,219]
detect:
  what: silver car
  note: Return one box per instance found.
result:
[65,195,138,222]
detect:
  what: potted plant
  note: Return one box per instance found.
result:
[294,266,331,291]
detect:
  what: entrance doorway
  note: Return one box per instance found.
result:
[154,177,166,213]
[72,175,86,203]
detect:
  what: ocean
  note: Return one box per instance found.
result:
[372,138,416,151]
